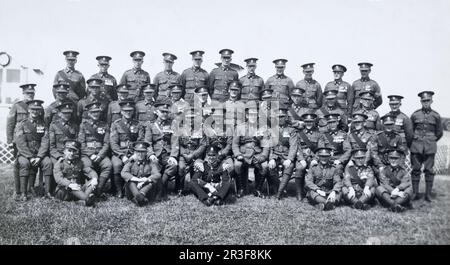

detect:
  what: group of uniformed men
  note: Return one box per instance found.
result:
[6,49,444,212]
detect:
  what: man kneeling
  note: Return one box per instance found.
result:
[121,141,161,206]
[305,147,343,211]
[342,148,376,210]
[376,149,413,212]
[189,146,234,206]
[54,140,98,207]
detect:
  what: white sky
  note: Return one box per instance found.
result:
[1,0,449,117]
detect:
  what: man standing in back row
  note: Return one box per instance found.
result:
[410,91,443,202]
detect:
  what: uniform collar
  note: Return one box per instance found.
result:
[361,77,371,82]
[99,72,108,78]
[334,79,342,85]
[65,67,75,74]
[164,70,173,75]
[221,65,231,71]
[276,74,285,79]
[192,66,201,72]
[133,67,141,74]
[305,78,314,84]
[422,107,432,113]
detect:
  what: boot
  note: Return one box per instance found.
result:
[44,175,53,199]
[114,174,123,198]
[28,173,36,197]
[294,178,303,200]
[14,161,21,197]
[412,181,420,200]
[276,174,290,200]
[381,192,395,208]
[425,181,433,202]
[20,176,28,201]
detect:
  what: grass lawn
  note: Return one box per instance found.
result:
[0,164,449,245]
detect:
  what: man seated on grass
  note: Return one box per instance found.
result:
[305,147,343,211]
[53,140,98,207]
[342,148,376,210]
[121,141,161,207]
[190,145,234,206]
[376,149,413,212]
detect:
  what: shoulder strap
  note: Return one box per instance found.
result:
[54,122,75,138]
[58,71,76,88]
[348,166,364,188]
[298,130,316,151]
[324,133,338,150]
[351,132,366,149]
[84,121,99,137]
[117,120,131,135]
[288,106,301,121]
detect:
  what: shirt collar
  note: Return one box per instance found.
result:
[361,77,370,82]
[133,68,141,74]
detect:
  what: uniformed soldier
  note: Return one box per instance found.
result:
[110,100,145,198]
[202,108,235,188]
[386,95,414,172]
[144,101,179,200]
[208,49,239,103]
[193,86,213,117]
[49,102,79,166]
[376,149,413,212]
[410,91,443,202]
[296,63,323,110]
[189,145,234,206]
[6,83,36,200]
[342,148,376,210]
[294,113,321,200]
[239,58,264,102]
[120,51,151,102]
[265,59,295,106]
[121,141,161,206]
[180,50,209,105]
[15,100,53,201]
[386,95,413,148]
[287,87,309,130]
[324,64,352,115]
[259,88,275,125]
[370,115,405,173]
[347,113,373,164]
[168,83,190,122]
[350,62,382,113]
[233,107,270,198]
[153,53,182,101]
[315,113,351,170]
[107,84,131,125]
[53,140,97,207]
[353,91,381,133]
[53,50,86,101]
[177,111,207,196]
[45,83,77,127]
[78,102,112,199]
[315,89,349,133]
[135,83,157,125]
[224,80,246,129]
[305,147,342,211]
[90,55,118,101]
[77,78,108,121]
[268,105,298,200]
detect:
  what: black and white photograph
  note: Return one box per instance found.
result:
[0,0,449,255]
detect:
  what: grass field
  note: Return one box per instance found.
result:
[0,164,449,245]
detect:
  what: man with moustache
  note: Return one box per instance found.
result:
[180,50,210,105]
[53,50,86,101]
[208,49,239,103]
[153,53,182,101]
